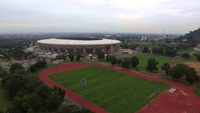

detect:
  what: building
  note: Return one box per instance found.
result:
[37,38,121,54]
[122,49,134,54]
[194,44,200,51]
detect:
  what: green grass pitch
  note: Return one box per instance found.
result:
[194,84,200,96]
[49,66,168,113]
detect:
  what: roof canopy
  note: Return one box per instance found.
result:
[37,38,121,46]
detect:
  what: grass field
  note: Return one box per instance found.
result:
[194,84,200,96]
[0,88,10,111]
[137,53,182,70]
[49,66,168,113]
[177,48,200,60]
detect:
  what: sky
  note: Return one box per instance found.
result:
[0,0,200,34]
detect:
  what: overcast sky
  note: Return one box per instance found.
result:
[0,0,200,34]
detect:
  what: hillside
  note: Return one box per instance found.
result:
[179,28,200,43]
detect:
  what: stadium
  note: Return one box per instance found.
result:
[37,38,121,54]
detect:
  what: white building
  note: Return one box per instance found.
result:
[37,38,121,54]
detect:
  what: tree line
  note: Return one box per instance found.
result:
[143,45,177,57]
[143,46,200,61]
[0,61,94,113]
[0,38,36,60]
[161,63,199,84]
[107,55,199,84]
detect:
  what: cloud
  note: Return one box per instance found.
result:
[115,14,142,21]
[0,0,199,33]
[0,23,62,28]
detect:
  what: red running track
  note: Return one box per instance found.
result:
[39,63,200,113]
[95,64,200,113]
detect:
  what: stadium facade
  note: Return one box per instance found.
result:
[37,38,121,54]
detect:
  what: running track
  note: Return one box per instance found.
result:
[39,63,200,113]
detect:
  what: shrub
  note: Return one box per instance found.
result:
[10,63,24,73]
[170,64,187,79]
[68,53,74,61]
[120,58,130,69]
[143,47,150,53]
[117,59,122,65]
[161,63,171,75]
[34,60,47,68]
[196,54,200,61]
[130,56,139,68]
[146,58,159,72]
[169,63,198,83]
[110,55,117,65]
[96,51,105,60]
[181,53,191,59]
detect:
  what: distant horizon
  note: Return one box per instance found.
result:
[0,31,184,35]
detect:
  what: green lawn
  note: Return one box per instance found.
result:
[137,53,182,70]
[177,48,200,60]
[194,84,200,96]
[49,66,168,113]
[0,88,10,111]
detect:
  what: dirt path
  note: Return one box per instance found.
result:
[183,61,200,76]
[39,63,200,113]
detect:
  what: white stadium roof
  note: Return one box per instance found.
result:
[37,38,121,46]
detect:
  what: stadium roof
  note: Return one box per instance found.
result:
[37,38,121,46]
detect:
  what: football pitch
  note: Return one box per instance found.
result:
[49,66,168,113]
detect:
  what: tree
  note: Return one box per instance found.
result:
[68,53,74,61]
[56,54,66,60]
[56,105,76,113]
[181,53,191,59]
[161,63,171,75]
[96,51,105,60]
[185,67,197,84]
[170,64,198,83]
[78,108,95,113]
[26,94,42,112]
[143,46,150,53]
[170,64,187,79]
[29,65,37,73]
[56,105,94,113]
[29,60,47,73]
[120,58,130,69]
[2,74,33,98]
[34,60,47,68]
[117,59,122,65]
[2,72,65,113]
[0,68,8,79]
[196,54,200,61]
[10,63,24,73]
[76,54,82,61]
[44,87,65,112]
[130,56,139,68]
[109,55,117,65]
[146,58,159,72]
[105,55,110,61]
[152,47,163,55]
[11,96,29,113]
[163,46,176,57]
[10,95,42,113]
